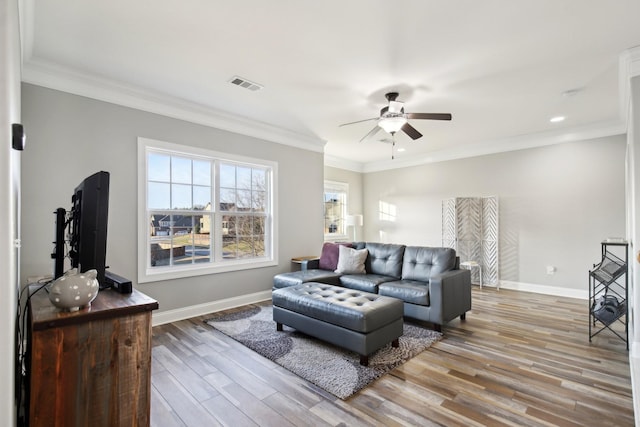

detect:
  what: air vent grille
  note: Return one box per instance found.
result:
[229,76,263,91]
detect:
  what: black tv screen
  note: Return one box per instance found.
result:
[68,171,110,287]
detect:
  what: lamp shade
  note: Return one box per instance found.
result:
[346,214,363,227]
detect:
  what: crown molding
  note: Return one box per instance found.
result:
[361,119,627,173]
[358,48,636,173]
[20,45,637,174]
[21,58,326,153]
[324,155,365,172]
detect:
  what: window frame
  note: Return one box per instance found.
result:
[323,180,349,241]
[137,137,278,283]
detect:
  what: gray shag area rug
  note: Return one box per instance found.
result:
[205,304,442,399]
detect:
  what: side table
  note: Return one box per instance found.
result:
[291,256,319,272]
[460,261,489,289]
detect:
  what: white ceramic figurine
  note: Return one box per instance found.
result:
[49,268,100,311]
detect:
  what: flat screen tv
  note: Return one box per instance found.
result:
[53,171,110,288]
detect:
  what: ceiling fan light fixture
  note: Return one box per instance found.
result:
[378,115,407,133]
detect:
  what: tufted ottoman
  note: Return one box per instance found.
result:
[272,282,404,366]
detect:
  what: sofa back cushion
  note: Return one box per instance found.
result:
[364,243,406,278]
[402,246,457,281]
[319,242,352,271]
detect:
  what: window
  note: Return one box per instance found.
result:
[138,138,277,283]
[324,180,348,241]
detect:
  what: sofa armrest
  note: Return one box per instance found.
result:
[306,258,320,270]
[429,269,472,324]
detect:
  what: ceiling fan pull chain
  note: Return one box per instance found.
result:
[391,136,396,160]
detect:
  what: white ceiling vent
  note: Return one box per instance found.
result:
[229,76,263,91]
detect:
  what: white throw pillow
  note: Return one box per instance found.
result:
[334,245,368,274]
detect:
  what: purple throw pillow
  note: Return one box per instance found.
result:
[319,242,352,271]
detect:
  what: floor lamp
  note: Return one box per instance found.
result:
[345,214,363,241]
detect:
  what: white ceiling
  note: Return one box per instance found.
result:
[19,0,640,171]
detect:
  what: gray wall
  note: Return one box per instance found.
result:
[362,136,626,291]
[21,84,324,312]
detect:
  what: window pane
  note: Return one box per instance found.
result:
[193,185,210,210]
[148,182,170,209]
[237,216,251,236]
[171,214,191,235]
[193,229,211,263]
[172,184,192,209]
[149,214,212,267]
[222,215,236,258]
[252,169,266,190]
[150,236,172,267]
[236,190,251,210]
[220,163,236,188]
[220,188,236,210]
[252,236,265,257]
[193,160,210,185]
[253,217,265,235]
[172,156,192,184]
[148,153,170,182]
[252,190,266,212]
[223,237,238,259]
[199,212,212,234]
[237,167,252,190]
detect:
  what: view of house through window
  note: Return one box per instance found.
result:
[148,153,212,267]
[324,180,348,240]
[140,138,275,282]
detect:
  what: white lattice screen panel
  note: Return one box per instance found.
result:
[442,196,499,286]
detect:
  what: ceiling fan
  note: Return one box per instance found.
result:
[340,92,452,143]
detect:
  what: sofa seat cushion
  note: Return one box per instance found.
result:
[340,274,396,293]
[273,269,342,289]
[379,280,430,306]
[272,282,403,333]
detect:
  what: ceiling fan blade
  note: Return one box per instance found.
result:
[402,123,423,140]
[339,117,378,127]
[359,125,383,142]
[406,113,452,121]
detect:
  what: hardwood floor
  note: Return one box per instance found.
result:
[150,287,635,426]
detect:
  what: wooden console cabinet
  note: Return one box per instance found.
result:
[26,287,158,427]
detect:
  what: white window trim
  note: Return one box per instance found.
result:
[137,137,278,283]
[324,180,349,242]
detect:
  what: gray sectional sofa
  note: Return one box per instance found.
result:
[273,242,472,331]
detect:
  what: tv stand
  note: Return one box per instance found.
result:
[26,287,158,426]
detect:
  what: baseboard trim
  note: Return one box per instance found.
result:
[490,280,588,300]
[151,290,272,326]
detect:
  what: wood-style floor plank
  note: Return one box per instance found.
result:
[151,287,635,426]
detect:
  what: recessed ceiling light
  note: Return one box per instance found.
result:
[397,148,406,152]
[550,116,565,123]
